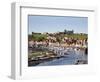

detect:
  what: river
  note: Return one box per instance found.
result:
[36,48,88,66]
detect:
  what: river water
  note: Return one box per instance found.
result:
[36,49,88,66]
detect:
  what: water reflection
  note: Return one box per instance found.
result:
[36,48,88,66]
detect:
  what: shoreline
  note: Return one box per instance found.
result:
[28,54,67,66]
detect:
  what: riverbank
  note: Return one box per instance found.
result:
[28,55,66,66]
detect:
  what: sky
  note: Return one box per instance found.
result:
[28,15,88,34]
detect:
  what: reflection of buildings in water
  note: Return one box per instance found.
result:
[37,49,87,66]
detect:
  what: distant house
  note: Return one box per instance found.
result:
[62,37,68,42]
[57,30,74,35]
[47,36,56,42]
[64,30,74,34]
